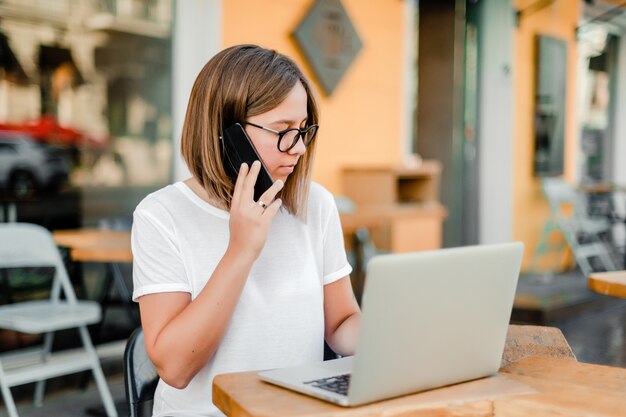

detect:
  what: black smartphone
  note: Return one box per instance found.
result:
[222,122,275,201]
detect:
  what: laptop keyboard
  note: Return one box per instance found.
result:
[304,373,351,396]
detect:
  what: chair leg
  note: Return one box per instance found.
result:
[33,331,55,407]
[576,256,593,278]
[566,240,592,277]
[0,361,19,417]
[597,242,618,271]
[33,379,47,408]
[529,219,561,273]
[77,326,118,417]
[352,230,365,305]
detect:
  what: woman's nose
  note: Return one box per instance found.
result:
[288,136,307,155]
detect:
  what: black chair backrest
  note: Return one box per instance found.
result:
[124,327,159,417]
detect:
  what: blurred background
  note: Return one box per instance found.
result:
[1,0,624,258]
[1,0,626,413]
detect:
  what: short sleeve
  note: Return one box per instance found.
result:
[131,208,191,301]
[321,193,353,285]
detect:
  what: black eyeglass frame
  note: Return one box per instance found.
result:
[245,122,319,152]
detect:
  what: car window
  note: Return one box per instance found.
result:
[0,143,18,154]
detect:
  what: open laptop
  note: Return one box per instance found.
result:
[258,242,524,406]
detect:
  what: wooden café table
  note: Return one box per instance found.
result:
[52,229,132,264]
[588,270,626,299]
[213,325,626,417]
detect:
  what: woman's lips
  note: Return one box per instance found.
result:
[276,165,295,174]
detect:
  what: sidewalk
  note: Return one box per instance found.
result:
[0,373,126,417]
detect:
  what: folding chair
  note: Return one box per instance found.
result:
[124,327,158,417]
[0,223,117,417]
[611,189,626,267]
[541,178,618,277]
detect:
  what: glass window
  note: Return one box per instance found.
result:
[0,0,173,228]
[0,142,18,154]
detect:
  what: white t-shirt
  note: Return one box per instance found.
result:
[131,181,352,417]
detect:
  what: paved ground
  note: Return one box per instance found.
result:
[0,373,126,417]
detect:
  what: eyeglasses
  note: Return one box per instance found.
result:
[245,122,319,152]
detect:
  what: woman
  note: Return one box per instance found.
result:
[131,44,361,416]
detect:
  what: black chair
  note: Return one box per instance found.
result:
[124,327,159,417]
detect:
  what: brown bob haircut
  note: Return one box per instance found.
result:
[180,44,319,218]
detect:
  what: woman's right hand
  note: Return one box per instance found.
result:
[227,161,284,261]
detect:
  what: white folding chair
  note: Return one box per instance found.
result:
[541,178,618,277]
[0,223,117,417]
[610,190,626,267]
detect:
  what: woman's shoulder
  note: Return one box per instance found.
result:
[135,182,184,216]
[306,181,338,219]
[308,181,335,206]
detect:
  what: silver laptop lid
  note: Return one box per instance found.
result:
[348,242,523,405]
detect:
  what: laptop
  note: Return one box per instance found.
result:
[258,242,524,406]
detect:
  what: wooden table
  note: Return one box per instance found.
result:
[52,229,132,263]
[212,325,626,417]
[588,270,626,299]
[213,356,626,417]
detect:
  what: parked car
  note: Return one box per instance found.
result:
[0,131,69,199]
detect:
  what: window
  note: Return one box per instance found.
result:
[0,0,173,227]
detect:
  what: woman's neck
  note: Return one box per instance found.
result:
[184,177,228,210]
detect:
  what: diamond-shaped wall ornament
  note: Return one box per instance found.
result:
[293,0,362,96]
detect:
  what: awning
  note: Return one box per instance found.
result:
[0,33,29,84]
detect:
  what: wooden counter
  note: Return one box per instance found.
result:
[341,162,447,253]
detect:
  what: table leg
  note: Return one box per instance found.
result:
[90,262,139,343]
[351,227,371,306]
[110,263,140,326]
[0,203,17,223]
[7,203,16,223]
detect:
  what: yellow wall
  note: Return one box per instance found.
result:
[222,0,405,194]
[513,0,581,270]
